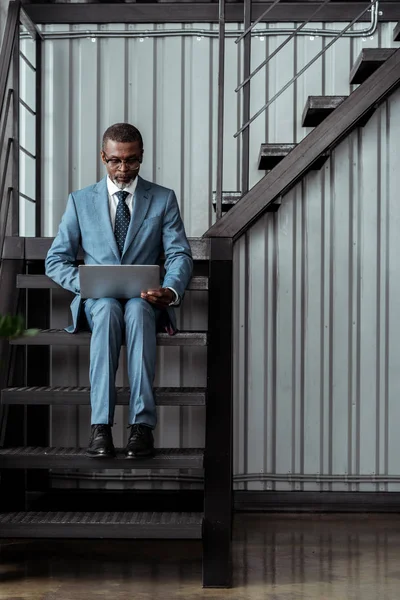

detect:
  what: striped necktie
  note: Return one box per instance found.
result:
[114,190,130,255]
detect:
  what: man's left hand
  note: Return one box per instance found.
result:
[141,287,174,308]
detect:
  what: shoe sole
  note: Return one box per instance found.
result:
[124,451,155,458]
[85,451,116,458]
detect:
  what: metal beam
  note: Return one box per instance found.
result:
[23,3,400,24]
[20,6,44,40]
[203,48,400,239]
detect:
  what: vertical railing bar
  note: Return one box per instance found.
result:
[12,32,20,237]
[236,0,332,93]
[234,0,379,138]
[215,0,226,221]
[235,0,282,44]
[241,0,251,196]
[0,89,13,161]
[0,141,14,256]
[35,36,42,237]
[0,187,13,259]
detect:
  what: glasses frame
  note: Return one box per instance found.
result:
[102,153,143,170]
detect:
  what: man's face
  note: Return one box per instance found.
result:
[101,139,143,189]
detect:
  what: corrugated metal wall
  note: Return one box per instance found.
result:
[22,21,400,490]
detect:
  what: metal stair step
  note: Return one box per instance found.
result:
[4,236,210,261]
[17,274,209,291]
[0,447,204,470]
[1,386,206,406]
[350,48,397,85]
[9,329,208,347]
[302,95,347,127]
[394,23,400,42]
[258,143,329,171]
[0,511,203,539]
[212,191,280,213]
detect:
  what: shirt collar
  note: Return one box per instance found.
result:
[107,175,139,197]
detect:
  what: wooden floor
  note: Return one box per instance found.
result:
[1,513,400,599]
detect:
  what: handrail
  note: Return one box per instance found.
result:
[235,0,332,92]
[235,0,379,137]
[0,2,20,118]
[204,48,400,239]
[235,0,281,44]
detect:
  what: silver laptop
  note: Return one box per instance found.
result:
[79,265,160,299]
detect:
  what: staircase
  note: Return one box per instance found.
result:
[1,0,400,590]
[0,234,232,587]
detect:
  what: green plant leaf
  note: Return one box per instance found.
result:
[23,328,40,337]
[0,314,39,339]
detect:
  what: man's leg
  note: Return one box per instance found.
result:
[124,298,158,457]
[84,297,124,456]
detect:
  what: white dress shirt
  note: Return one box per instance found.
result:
[106,176,179,305]
[107,176,137,228]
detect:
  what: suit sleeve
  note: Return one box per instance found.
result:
[45,193,81,294]
[161,190,193,303]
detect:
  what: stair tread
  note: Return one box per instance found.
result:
[350,48,397,85]
[9,329,208,347]
[8,236,210,261]
[302,95,347,127]
[0,511,203,538]
[17,274,209,291]
[0,446,204,469]
[1,386,206,406]
[258,143,328,171]
[0,446,203,456]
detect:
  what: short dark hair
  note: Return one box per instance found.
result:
[102,123,143,150]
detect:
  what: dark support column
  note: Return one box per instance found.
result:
[0,258,26,510]
[203,237,233,588]
[25,261,50,497]
[35,37,42,237]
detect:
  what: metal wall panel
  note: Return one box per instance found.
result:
[22,21,400,490]
[234,87,400,493]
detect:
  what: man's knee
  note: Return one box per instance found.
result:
[124,298,156,324]
[89,298,124,323]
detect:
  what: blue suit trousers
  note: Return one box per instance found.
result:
[84,297,159,428]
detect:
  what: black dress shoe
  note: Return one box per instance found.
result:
[125,424,154,458]
[86,424,115,457]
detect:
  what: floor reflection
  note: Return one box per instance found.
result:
[1,513,400,599]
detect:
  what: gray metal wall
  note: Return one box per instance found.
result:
[21,21,400,490]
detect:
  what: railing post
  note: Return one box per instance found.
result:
[241,0,251,196]
[12,30,20,237]
[215,0,225,221]
[203,237,233,587]
[35,36,42,237]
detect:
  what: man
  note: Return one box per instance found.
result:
[45,123,193,459]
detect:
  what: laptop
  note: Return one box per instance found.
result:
[79,265,160,299]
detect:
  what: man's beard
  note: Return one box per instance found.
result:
[112,177,133,190]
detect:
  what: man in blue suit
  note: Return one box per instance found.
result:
[45,123,193,458]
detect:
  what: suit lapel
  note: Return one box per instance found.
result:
[91,177,120,262]
[122,176,152,257]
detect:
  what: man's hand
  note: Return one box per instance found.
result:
[141,287,174,309]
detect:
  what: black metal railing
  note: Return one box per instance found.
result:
[0,0,43,256]
[214,0,381,219]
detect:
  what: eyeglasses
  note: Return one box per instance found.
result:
[103,154,142,170]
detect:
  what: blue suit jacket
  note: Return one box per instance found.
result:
[45,176,193,334]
